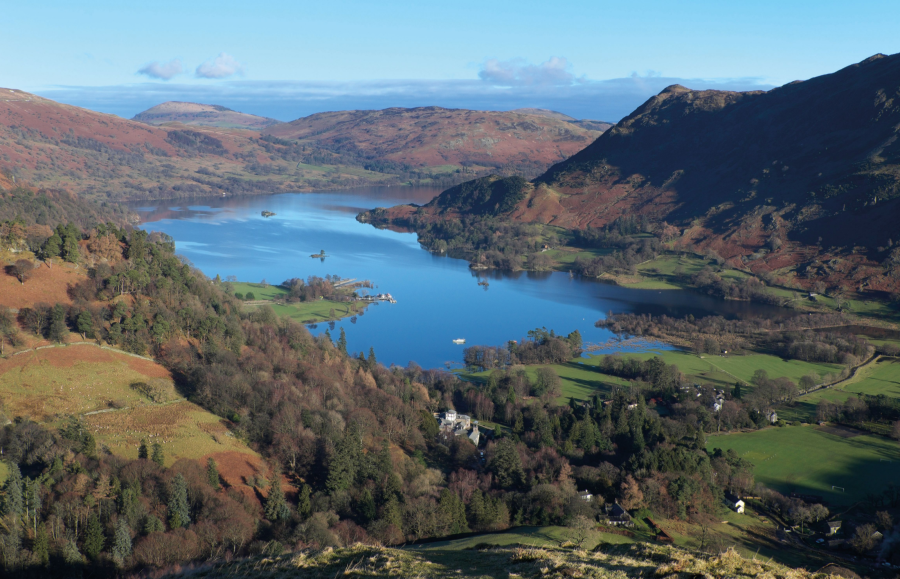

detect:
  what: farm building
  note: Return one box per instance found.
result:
[725,492,745,514]
[824,520,842,536]
[607,503,633,527]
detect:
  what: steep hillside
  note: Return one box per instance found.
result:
[367,54,900,291]
[133,101,282,130]
[262,106,606,176]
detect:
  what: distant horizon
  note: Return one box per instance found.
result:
[31,74,776,123]
[7,1,898,123]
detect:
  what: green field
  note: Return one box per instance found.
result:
[230,281,366,323]
[778,356,900,423]
[707,425,900,505]
[462,349,842,406]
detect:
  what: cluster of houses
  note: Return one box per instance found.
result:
[434,409,480,446]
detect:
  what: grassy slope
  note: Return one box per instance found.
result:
[707,424,900,506]
[170,542,840,579]
[779,356,900,422]
[0,345,259,468]
[231,281,366,323]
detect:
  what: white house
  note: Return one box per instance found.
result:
[578,490,593,502]
[725,492,744,514]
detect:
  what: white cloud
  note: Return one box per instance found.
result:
[137,59,183,80]
[195,53,244,79]
[479,57,575,86]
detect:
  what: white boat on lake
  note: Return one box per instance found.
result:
[452,338,466,344]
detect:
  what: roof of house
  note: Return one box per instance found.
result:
[724,492,743,504]
[610,503,630,518]
[827,520,842,528]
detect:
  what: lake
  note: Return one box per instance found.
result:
[134,188,792,369]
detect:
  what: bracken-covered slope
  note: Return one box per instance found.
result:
[133,101,283,130]
[378,54,900,291]
[263,106,606,175]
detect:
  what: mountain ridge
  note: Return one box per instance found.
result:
[262,106,607,174]
[365,53,900,292]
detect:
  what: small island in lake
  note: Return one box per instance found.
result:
[261,210,276,217]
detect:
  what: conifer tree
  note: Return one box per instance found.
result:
[33,523,49,565]
[367,347,377,370]
[2,462,23,517]
[77,310,95,339]
[326,422,362,494]
[62,539,84,565]
[48,304,68,343]
[358,488,376,523]
[337,327,348,355]
[206,458,220,489]
[167,474,190,528]
[138,439,149,460]
[24,478,41,532]
[264,476,290,522]
[143,515,164,534]
[151,442,164,466]
[111,518,132,566]
[297,484,312,520]
[84,515,104,560]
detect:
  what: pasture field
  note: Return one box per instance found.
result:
[621,350,842,389]
[0,345,260,468]
[778,356,900,423]
[462,349,840,406]
[707,424,900,506]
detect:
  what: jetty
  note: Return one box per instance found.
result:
[359,292,396,304]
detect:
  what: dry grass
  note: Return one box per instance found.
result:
[0,345,260,468]
[157,542,847,579]
[0,255,87,309]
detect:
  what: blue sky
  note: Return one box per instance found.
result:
[3,0,899,121]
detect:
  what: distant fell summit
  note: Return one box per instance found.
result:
[263,106,607,172]
[133,101,282,130]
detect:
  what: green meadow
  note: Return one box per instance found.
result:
[778,356,900,423]
[707,425,900,506]
[462,349,841,406]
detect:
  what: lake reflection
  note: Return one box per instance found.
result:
[134,188,791,369]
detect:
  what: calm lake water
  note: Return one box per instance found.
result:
[134,188,790,369]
